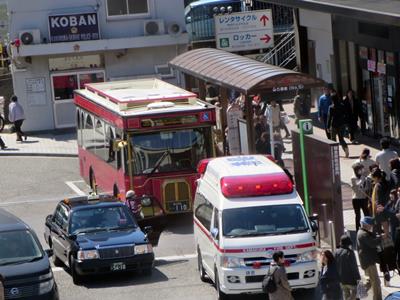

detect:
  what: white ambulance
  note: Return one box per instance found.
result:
[194,155,318,299]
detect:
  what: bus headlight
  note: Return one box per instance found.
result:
[297,250,318,262]
[141,197,152,207]
[221,256,244,268]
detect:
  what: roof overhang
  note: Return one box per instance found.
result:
[169,48,324,94]
[258,0,400,26]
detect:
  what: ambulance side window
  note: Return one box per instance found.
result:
[194,193,213,231]
[212,208,220,241]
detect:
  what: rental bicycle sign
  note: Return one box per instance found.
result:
[215,9,274,52]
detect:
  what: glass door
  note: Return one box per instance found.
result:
[51,70,105,128]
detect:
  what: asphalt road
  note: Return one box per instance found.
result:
[0,157,320,300]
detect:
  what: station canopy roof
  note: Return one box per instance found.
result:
[169,48,325,95]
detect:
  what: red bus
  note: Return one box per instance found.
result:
[74,78,216,219]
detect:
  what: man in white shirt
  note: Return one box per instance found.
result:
[375,138,398,180]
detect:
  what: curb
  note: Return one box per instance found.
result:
[0,152,78,158]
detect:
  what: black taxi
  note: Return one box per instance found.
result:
[44,194,154,284]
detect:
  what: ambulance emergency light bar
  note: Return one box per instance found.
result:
[197,157,293,198]
[220,173,293,198]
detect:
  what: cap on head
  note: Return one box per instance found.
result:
[126,190,135,198]
[361,216,374,226]
[10,95,18,102]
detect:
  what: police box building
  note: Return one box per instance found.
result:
[7,0,188,131]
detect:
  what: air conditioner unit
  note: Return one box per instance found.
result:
[144,20,165,36]
[167,22,182,36]
[19,29,41,45]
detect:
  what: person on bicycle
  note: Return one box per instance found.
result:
[126,190,143,220]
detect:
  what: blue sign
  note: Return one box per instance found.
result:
[49,13,100,43]
[226,156,263,167]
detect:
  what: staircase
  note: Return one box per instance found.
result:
[258,29,297,71]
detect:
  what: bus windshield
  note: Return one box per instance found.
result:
[131,127,212,175]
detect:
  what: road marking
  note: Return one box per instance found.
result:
[0,198,61,206]
[50,253,197,272]
[65,181,86,196]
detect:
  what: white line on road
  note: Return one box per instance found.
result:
[0,198,61,207]
[65,181,86,196]
[51,253,197,272]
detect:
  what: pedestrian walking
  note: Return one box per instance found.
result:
[357,216,382,300]
[375,137,398,181]
[319,250,342,300]
[318,86,332,139]
[293,89,311,127]
[255,132,271,155]
[351,163,370,231]
[334,235,361,300]
[0,136,6,150]
[267,251,293,300]
[352,148,376,177]
[327,91,349,157]
[390,158,400,189]
[265,100,281,134]
[8,95,27,142]
[371,168,390,238]
[0,274,4,300]
[343,89,362,143]
[278,101,291,138]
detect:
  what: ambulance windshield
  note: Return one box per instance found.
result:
[222,204,309,237]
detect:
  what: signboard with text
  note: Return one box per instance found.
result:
[215,10,274,52]
[49,12,100,43]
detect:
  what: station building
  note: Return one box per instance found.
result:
[262,0,400,140]
[7,0,188,130]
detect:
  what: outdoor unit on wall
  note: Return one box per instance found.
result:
[18,29,41,45]
[167,22,182,36]
[144,20,165,36]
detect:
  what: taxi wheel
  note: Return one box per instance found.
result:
[70,256,82,285]
[197,249,207,282]
[215,269,228,300]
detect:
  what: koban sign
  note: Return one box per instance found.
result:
[49,13,100,43]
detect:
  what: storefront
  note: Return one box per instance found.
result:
[333,15,400,139]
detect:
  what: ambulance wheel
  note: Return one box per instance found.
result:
[215,269,228,300]
[197,249,207,282]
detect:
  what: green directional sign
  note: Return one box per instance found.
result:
[299,119,313,215]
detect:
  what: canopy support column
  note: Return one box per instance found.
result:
[244,96,255,154]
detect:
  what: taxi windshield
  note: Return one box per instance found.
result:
[70,206,137,235]
[130,127,212,175]
[0,230,43,266]
[222,204,309,238]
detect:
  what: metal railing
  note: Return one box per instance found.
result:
[258,30,296,69]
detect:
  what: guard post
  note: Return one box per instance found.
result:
[298,119,313,215]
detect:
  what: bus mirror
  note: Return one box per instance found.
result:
[113,139,128,150]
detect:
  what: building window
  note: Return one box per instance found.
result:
[107,0,149,17]
[53,75,78,101]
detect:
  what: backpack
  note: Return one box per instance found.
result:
[262,266,278,293]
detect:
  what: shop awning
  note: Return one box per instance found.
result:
[169,48,325,95]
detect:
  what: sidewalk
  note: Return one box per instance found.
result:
[0,129,77,157]
[283,102,400,298]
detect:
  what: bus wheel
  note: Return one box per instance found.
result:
[113,185,119,198]
[89,170,97,193]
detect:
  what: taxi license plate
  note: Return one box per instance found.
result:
[111,262,126,271]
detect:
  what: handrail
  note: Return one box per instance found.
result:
[260,31,295,63]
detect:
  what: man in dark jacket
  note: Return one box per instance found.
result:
[335,235,360,300]
[357,216,382,300]
[327,91,349,157]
